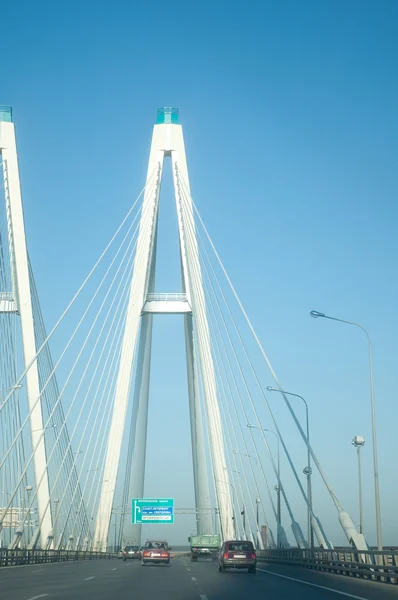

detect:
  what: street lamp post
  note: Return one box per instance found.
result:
[214,508,219,535]
[267,386,313,549]
[112,505,128,549]
[273,484,280,544]
[216,479,236,529]
[352,436,365,535]
[263,428,281,548]
[255,497,260,528]
[216,479,236,502]
[248,424,281,547]
[0,384,23,409]
[25,485,33,543]
[232,450,257,464]
[310,310,382,550]
[31,423,57,433]
[0,384,22,393]
[53,499,60,549]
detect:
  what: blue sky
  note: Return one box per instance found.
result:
[2,0,398,545]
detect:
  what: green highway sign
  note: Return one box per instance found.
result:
[132,498,174,524]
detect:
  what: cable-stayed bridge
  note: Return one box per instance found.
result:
[0,105,377,562]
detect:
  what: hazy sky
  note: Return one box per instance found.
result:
[1,0,397,546]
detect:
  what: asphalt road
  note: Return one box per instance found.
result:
[1,556,398,600]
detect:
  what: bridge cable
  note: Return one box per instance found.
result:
[176,179,267,543]
[0,178,157,536]
[178,180,274,545]
[21,188,157,545]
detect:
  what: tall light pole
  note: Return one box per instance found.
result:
[263,428,281,548]
[0,384,22,393]
[352,436,365,535]
[53,498,59,550]
[273,485,281,545]
[25,485,33,545]
[255,497,260,528]
[232,450,257,464]
[111,510,118,552]
[247,424,281,547]
[241,506,246,536]
[310,310,382,550]
[216,479,236,537]
[0,384,23,409]
[31,422,57,433]
[112,505,128,549]
[216,480,236,504]
[267,386,313,549]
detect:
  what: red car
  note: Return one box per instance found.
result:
[218,540,257,573]
[141,540,172,566]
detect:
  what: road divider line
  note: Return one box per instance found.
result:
[187,567,191,571]
[200,596,208,600]
[258,569,370,600]
[28,595,48,600]
[84,576,95,581]
[191,576,197,581]
[112,567,117,570]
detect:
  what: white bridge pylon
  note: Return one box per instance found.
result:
[94,108,235,549]
[0,108,53,548]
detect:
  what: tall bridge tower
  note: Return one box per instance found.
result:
[0,107,53,547]
[94,108,234,549]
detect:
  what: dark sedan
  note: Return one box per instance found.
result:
[122,545,141,560]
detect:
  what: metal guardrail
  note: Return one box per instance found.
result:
[0,549,116,567]
[256,548,398,584]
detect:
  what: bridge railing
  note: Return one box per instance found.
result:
[257,548,398,584]
[146,293,188,302]
[0,548,116,567]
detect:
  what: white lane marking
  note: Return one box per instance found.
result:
[84,576,95,580]
[28,596,48,600]
[191,576,197,581]
[200,596,209,600]
[32,569,44,572]
[258,569,370,600]
[186,567,191,571]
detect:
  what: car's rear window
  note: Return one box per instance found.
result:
[227,542,253,552]
[145,541,168,549]
[125,546,139,550]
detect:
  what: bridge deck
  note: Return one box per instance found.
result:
[1,556,397,600]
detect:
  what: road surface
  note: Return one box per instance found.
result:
[1,556,398,600]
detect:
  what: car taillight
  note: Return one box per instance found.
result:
[161,552,168,557]
[223,552,228,559]
[143,551,150,556]
[251,553,256,559]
